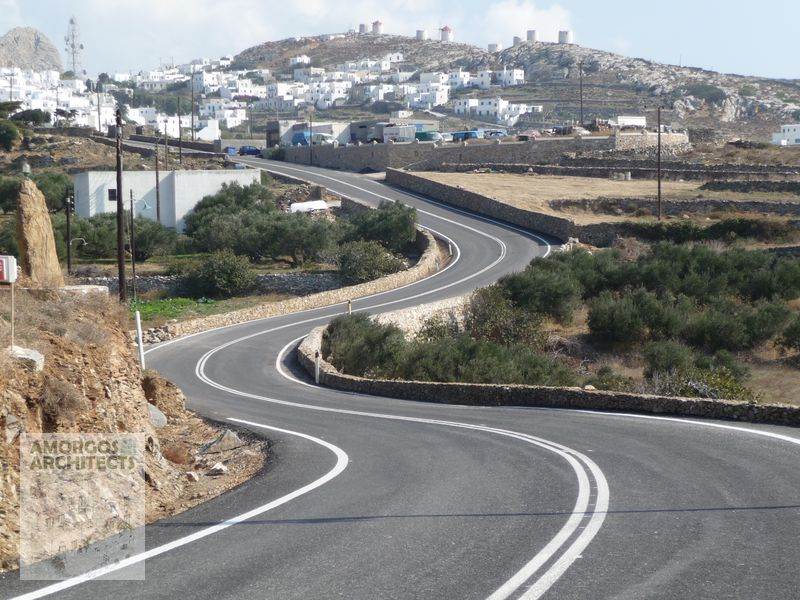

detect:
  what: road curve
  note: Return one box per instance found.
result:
[4,160,800,600]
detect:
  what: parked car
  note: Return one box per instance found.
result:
[310,133,336,146]
[223,146,237,155]
[415,131,444,142]
[483,129,508,138]
[451,130,480,142]
[237,145,261,156]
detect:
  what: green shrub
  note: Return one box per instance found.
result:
[684,83,727,105]
[643,340,695,378]
[588,290,647,343]
[180,250,255,298]
[499,263,582,323]
[0,216,18,255]
[323,313,406,377]
[183,182,276,239]
[0,119,19,151]
[31,171,73,212]
[337,240,404,285]
[397,335,577,386]
[0,176,21,213]
[739,85,757,97]
[779,315,800,355]
[345,201,417,253]
[10,109,50,126]
[131,217,178,260]
[464,285,544,347]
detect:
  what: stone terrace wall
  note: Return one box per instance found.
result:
[283,138,614,172]
[298,327,800,427]
[281,133,691,174]
[385,168,621,246]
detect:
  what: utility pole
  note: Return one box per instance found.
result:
[177,97,183,164]
[657,106,663,221]
[65,193,74,275]
[163,125,169,171]
[308,108,314,166]
[154,141,161,223]
[578,60,584,127]
[129,190,137,301]
[190,65,196,141]
[114,109,127,302]
[96,81,102,132]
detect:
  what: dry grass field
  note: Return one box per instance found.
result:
[414,171,800,225]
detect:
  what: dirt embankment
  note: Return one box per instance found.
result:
[0,290,266,571]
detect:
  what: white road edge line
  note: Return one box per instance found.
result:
[196,330,608,600]
[9,421,349,600]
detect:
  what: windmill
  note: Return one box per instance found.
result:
[64,16,85,76]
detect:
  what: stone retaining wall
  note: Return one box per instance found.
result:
[297,327,800,427]
[141,226,446,344]
[385,168,621,246]
[282,134,690,174]
[373,294,469,338]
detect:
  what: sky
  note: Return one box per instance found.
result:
[1,0,798,79]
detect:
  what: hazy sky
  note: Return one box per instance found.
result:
[1,0,798,79]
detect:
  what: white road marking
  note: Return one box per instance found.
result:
[197,329,608,600]
[8,422,349,600]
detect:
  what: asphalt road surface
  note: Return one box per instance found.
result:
[4,160,800,599]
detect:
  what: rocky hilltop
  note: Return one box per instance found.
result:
[235,33,800,138]
[0,27,62,72]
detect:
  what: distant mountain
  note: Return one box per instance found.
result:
[235,33,800,138]
[0,27,62,72]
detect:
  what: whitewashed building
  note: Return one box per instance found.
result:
[73,170,261,231]
[773,124,800,146]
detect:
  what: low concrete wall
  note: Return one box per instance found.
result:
[385,168,621,246]
[142,225,446,344]
[298,326,800,427]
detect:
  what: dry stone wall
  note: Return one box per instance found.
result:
[385,168,621,246]
[281,133,691,174]
[298,327,800,427]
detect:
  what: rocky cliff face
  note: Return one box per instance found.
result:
[0,27,62,72]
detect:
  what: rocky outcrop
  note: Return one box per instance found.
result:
[0,27,62,72]
[15,179,65,289]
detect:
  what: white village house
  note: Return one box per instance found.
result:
[773,124,800,146]
[73,170,260,232]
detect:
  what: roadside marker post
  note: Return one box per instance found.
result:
[347,299,352,315]
[314,351,320,384]
[0,255,19,348]
[134,310,146,369]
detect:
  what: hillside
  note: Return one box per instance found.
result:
[0,27,62,72]
[235,33,800,138]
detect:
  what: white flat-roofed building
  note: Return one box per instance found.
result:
[448,70,472,89]
[773,124,800,146]
[73,169,261,231]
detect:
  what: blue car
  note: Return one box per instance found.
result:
[237,145,261,156]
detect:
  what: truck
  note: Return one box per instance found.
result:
[382,124,417,143]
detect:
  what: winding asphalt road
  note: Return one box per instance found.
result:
[4,159,800,599]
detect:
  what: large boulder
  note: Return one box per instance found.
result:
[15,179,64,289]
